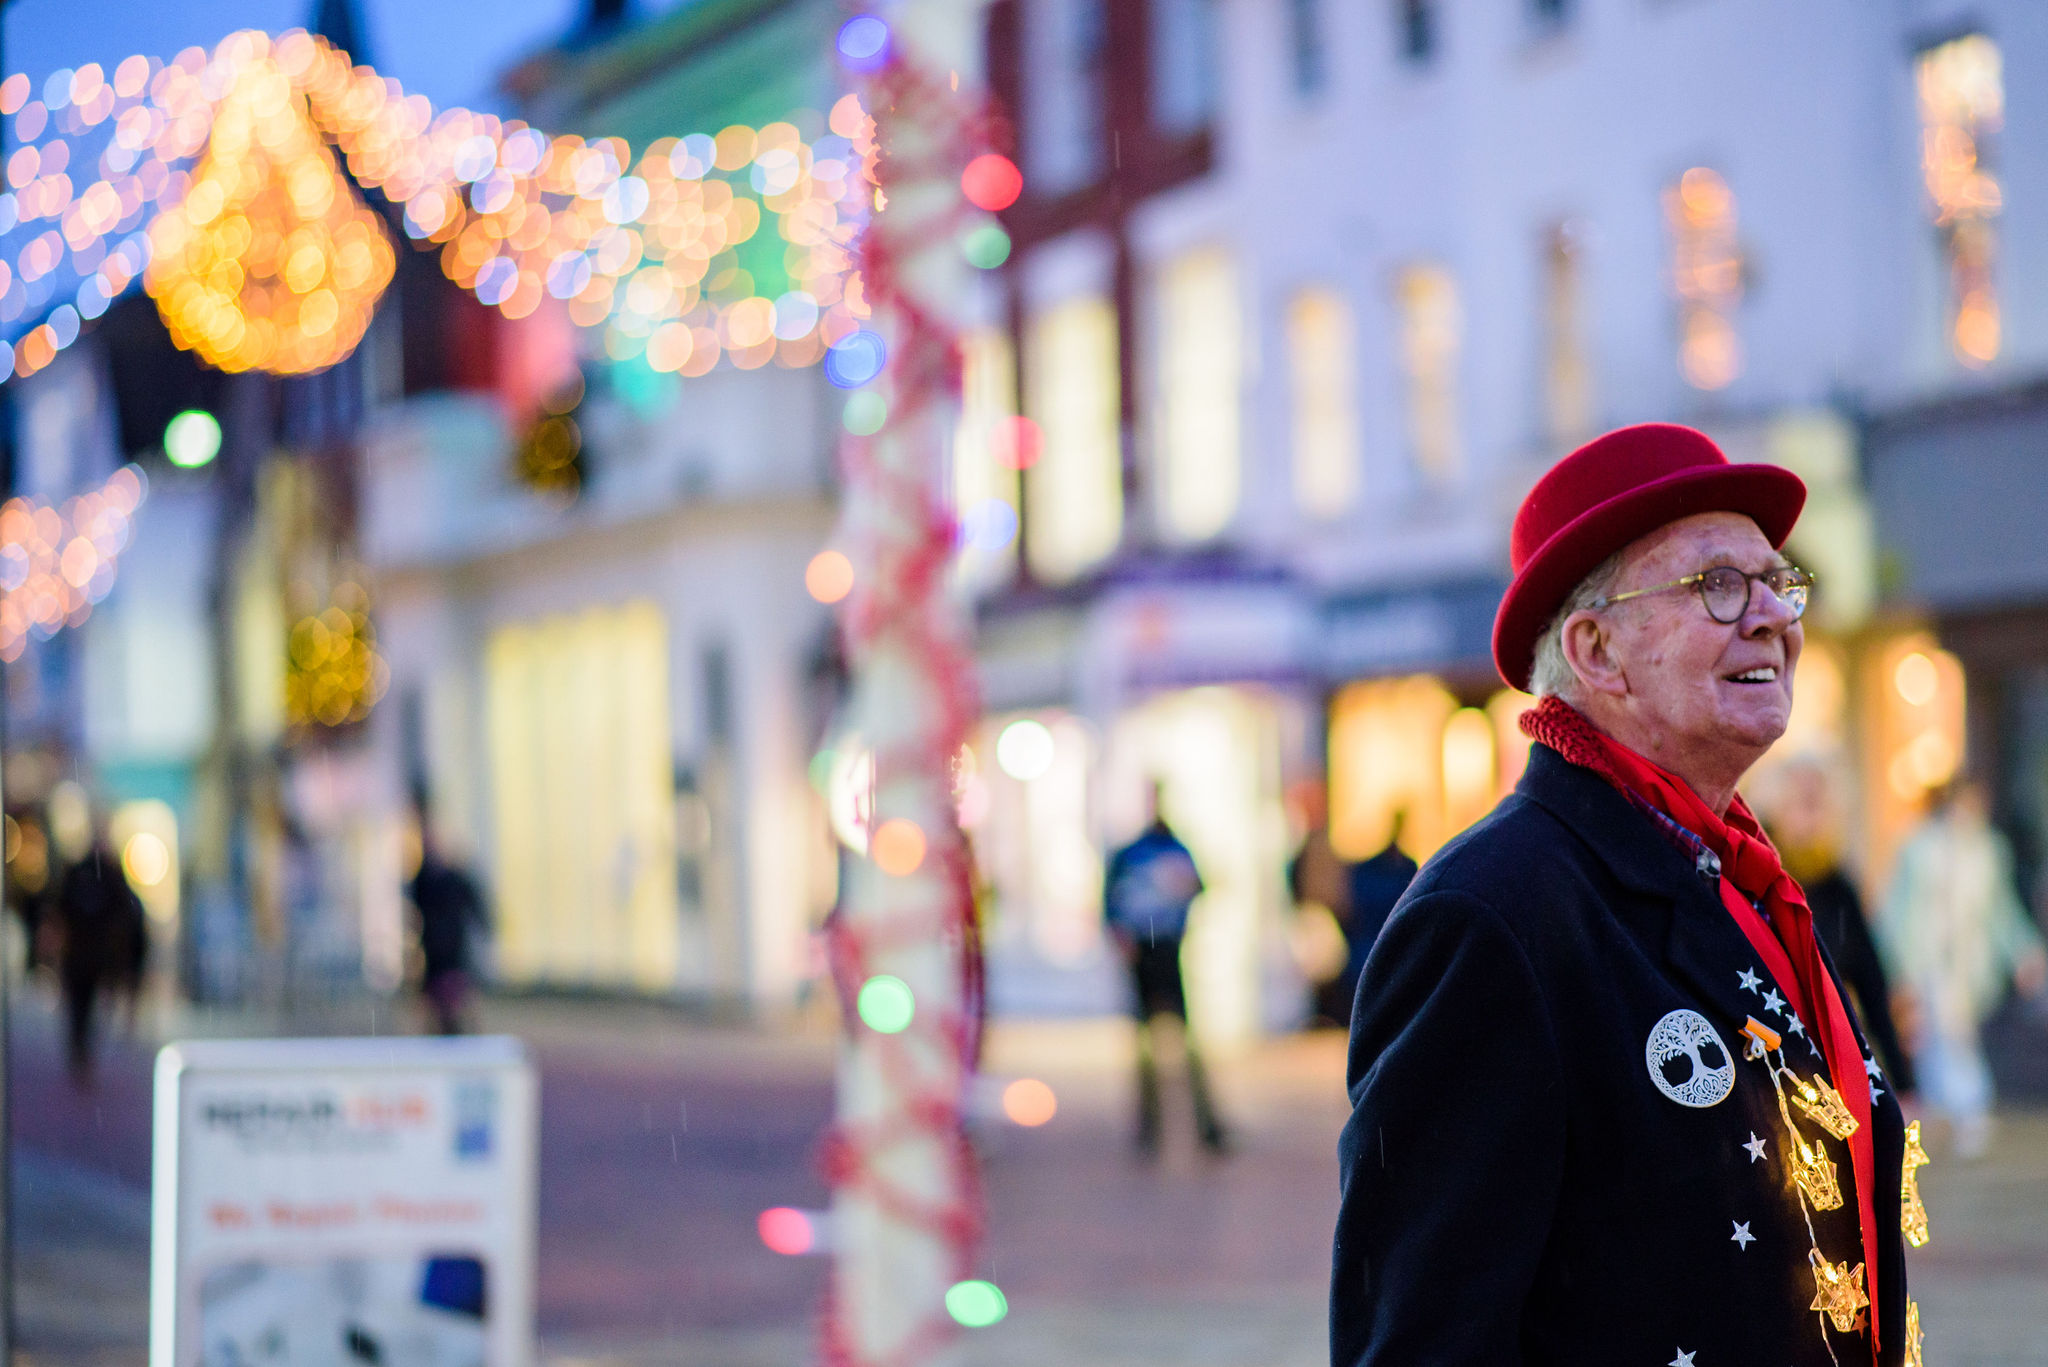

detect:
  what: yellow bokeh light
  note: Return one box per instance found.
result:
[145,44,394,375]
[121,830,171,887]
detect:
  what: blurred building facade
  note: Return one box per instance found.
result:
[960,0,2048,1037]
[359,0,848,1013]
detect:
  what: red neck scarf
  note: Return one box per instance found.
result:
[1522,696,1882,1354]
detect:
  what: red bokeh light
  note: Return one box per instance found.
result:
[758,1206,814,1256]
[994,415,1043,470]
[961,154,1023,212]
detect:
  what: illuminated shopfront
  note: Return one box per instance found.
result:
[1326,676,1532,863]
[484,600,681,991]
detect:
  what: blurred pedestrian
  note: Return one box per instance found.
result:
[409,825,490,1035]
[1878,780,2047,1158]
[1105,783,1228,1156]
[1336,425,1916,1364]
[1759,758,1916,1091]
[1344,808,1417,973]
[54,821,148,1086]
[1287,780,1356,1027]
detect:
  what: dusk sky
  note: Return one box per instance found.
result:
[3,0,655,115]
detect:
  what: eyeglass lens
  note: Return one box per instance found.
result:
[1699,567,1809,624]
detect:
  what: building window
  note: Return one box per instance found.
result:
[954,328,1022,591]
[1917,33,2003,367]
[1287,288,1359,519]
[1024,0,1109,195]
[1542,221,1594,449]
[1395,264,1462,480]
[1663,167,1743,391]
[1025,296,1123,581]
[1157,246,1242,541]
[1397,0,1436,67]
[1288,0,1327,98]
[1152,0,1221,136]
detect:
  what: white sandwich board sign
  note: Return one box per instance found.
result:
[150,1036,538,1367]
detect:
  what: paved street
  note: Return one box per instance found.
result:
[10,990,2048,1366]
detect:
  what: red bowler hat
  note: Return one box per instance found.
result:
[1492,423,1807,690]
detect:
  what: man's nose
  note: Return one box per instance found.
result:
[1743,580,1799,635]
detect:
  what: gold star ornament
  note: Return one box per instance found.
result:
[1905,1298,1925,1367]
[1792,1134,1845,1211]
[1790,1073,1860,1140]
[1902,1119,1931,1248]
[1809,1254,1869,1333]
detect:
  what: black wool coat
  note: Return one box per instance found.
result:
[1332,744,1910,1367]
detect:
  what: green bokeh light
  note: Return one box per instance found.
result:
[164,409,222,469]
[945,1279,1008,1328]
[960,222,1012,270]
[842,390,888,435]
[856,974,915,1034]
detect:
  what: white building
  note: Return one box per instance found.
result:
[962,0,2048,1038]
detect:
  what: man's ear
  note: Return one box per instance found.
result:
[1561,609,1629,699]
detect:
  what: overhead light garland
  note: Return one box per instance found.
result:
[0,464,146,661]
[0,28,869,384]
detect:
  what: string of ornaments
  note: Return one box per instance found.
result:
[814,9,1017,1366]
[1740,1010,1927,1367]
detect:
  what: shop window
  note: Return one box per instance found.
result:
[485,600,680,991]
[1866,634,1967,875]
[1287,287,1360,519]
[1664,167,1744,391]
[1025,296,1123,581]
[1025,0,1109,195]
[1397,0,1436,68]
[1157,246,1241,542]
[1395,264,1462,481]
[953,327,1022,591]
[1917,34,2003,367]
[1330,678,1532,862]
[1288,0,1327,98]
[976,711,1104,967]
[1152,0,1221,136]
[1542,220,1594,450]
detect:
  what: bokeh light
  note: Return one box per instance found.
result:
[836,16,891,71]
[163,409,222,468]
[1001,1078,1057,1127]
[757,1206,815,1256]
[995,718,1055,781]
[944,1280,1008,1328]
[842,390,887,435]
[120,830,171,887]
[960,154,1023,212]
[992,415,1043,470]
[960,221,1012,269]
[870,817,926,876]
[806,549,855,603]
[856,974,915,1034]
[824,329,887,388]
[960,498,1019,552]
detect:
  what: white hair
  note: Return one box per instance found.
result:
[1527,551,1626,701]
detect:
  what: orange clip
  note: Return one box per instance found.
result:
[1743,1016,1782,1051]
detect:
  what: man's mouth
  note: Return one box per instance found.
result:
[1726,666,1779,684]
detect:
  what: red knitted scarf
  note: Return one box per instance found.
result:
[1521,695,1882,1353]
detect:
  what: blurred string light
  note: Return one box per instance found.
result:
[284,579,389,727]
[162,407,221,466]
[1000,1078,1056,1127]
[855,973,915,1033]
[0,463,145,661]
[758,1206,822,1256]
[1664,166,1743,391]
[994,717,1054,781]
[943,1279,1008,1329]
[0,28,879,384]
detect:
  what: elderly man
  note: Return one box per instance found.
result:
[1332,425,1918,1367]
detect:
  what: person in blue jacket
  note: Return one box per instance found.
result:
[1105,783,1228,1156]
[1334,426,1917,1366]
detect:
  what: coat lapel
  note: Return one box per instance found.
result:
[1516,745,1832,1076]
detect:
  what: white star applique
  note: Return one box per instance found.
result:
[1763,988,1787,1014]
[1744,1132,1768,1163]
[1872,1084,1886,1102]
[1785,1015,1806,1038]
[1738,968,1762,994]
[1731,1220,1756,1249]
[1865,1056,1883,1079]
[1670,1349,1697,1367]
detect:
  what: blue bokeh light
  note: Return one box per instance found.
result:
[824,330,888,389]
